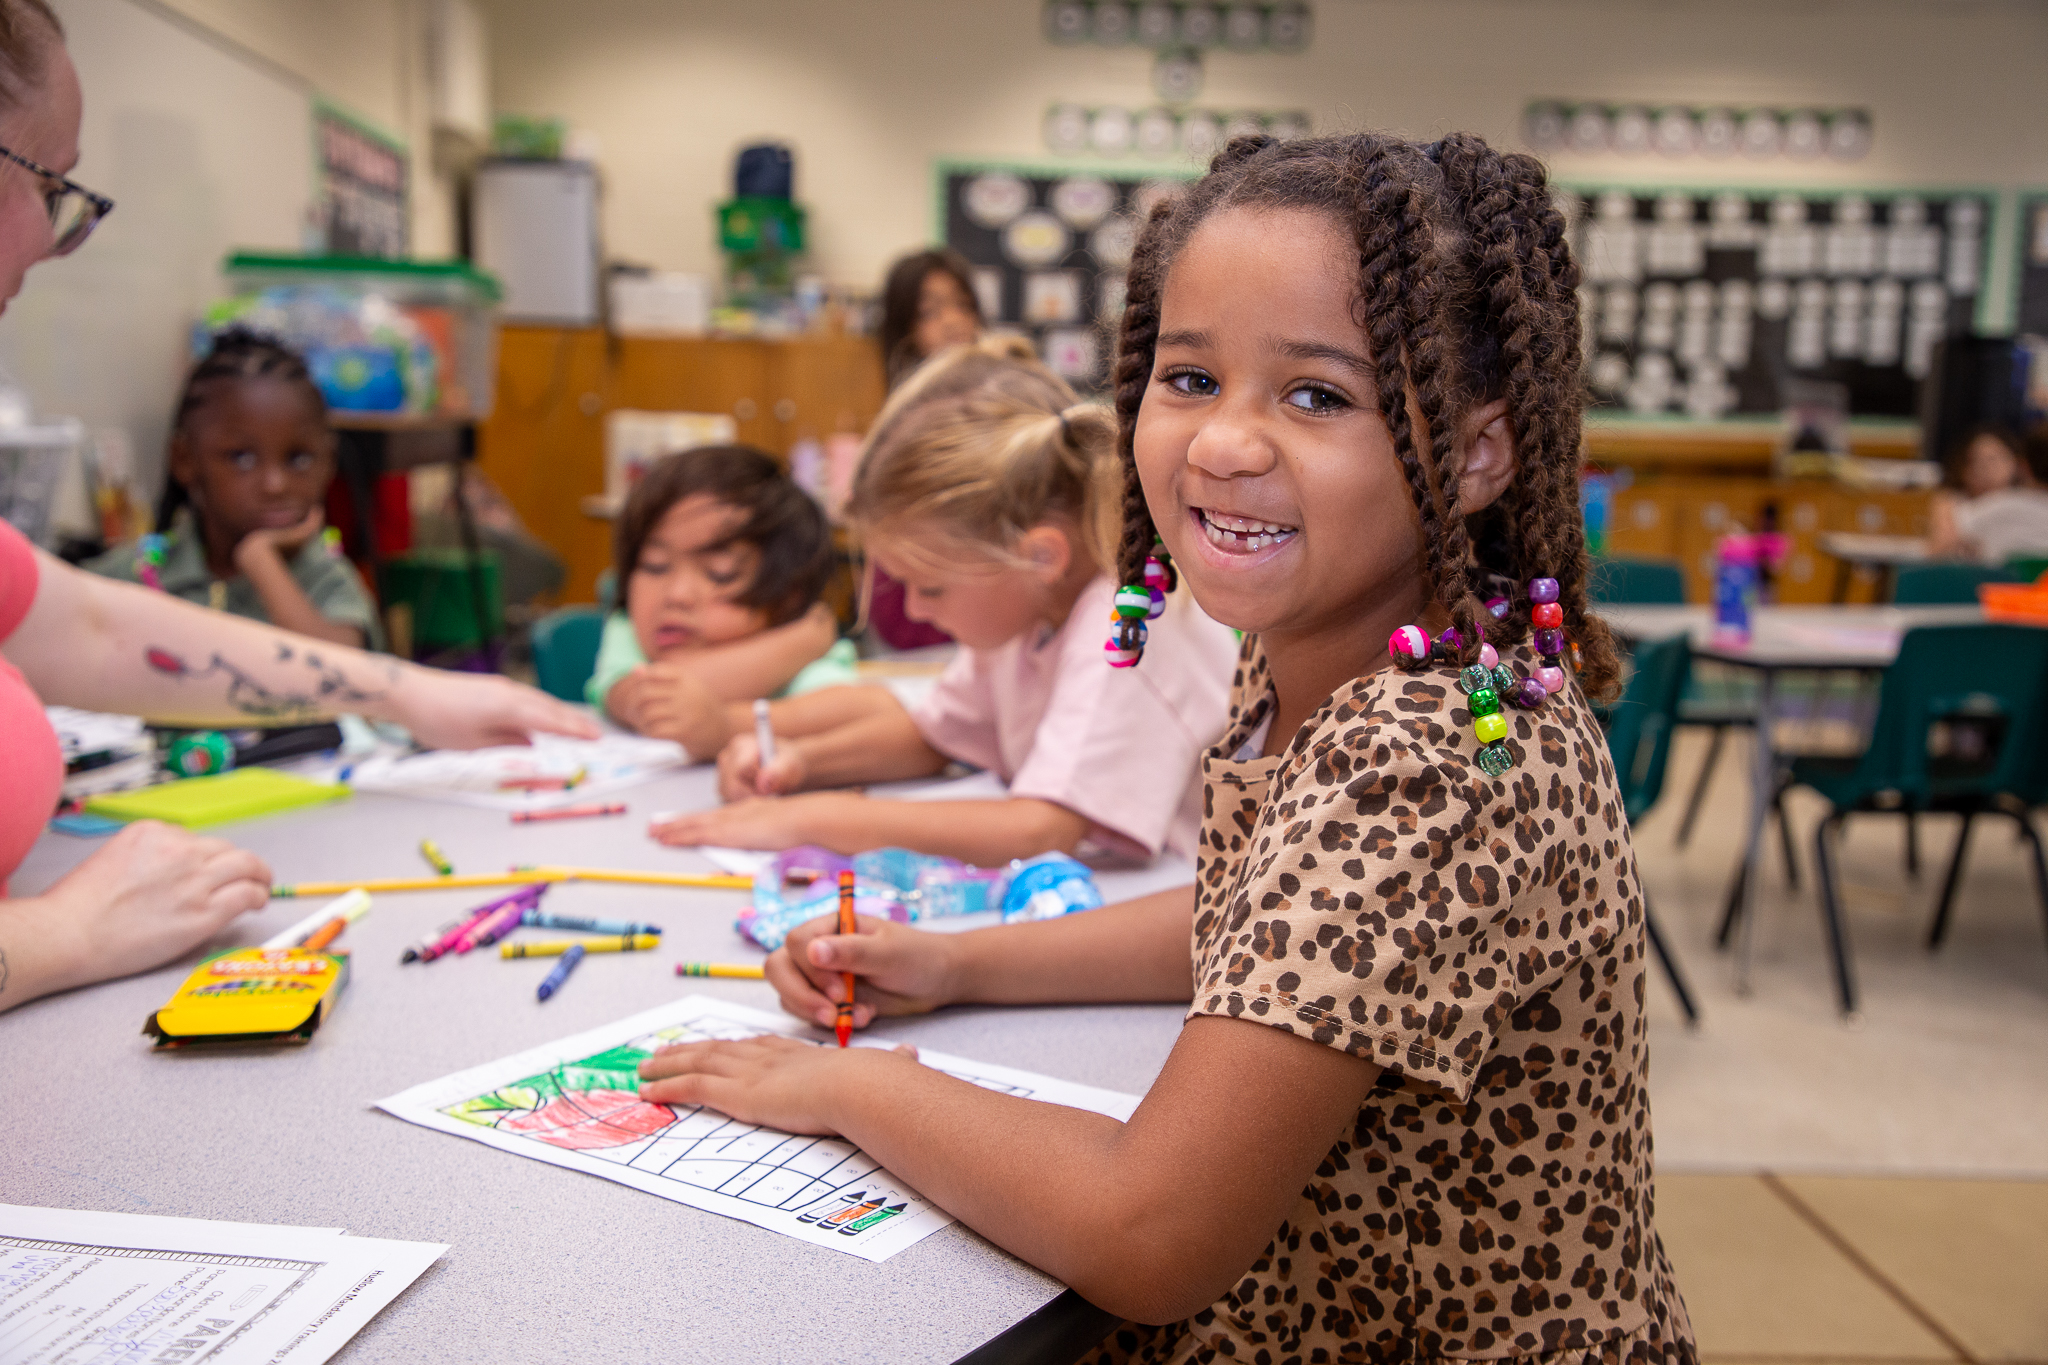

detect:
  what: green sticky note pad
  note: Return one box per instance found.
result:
[86,768,350,830]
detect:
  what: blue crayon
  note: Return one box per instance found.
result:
[537,943,586,1001]
[521,909,663,938]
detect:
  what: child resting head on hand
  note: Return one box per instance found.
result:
[593,444,852,758]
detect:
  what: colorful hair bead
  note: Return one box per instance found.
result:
[1467,686,1499,717]
[1509,676,1549,709]
[1531,601,1563,630]
[1434,627,1463,657]
[1485,596,1511,620]
[1388,625,1432,669]
[1490,664,1520,696]
[1478,642,1498,669]
[1474,741,1514,778]
[1528,577,1560,605]
[1456,664,1492,695]
[1533,627,1565,657]
[1104,640,1140,668]
[1536,664,1567,695]
[1473,711,1508,744]
[1113,586,1153,620]
[1112,618,1148,651]
[1147,551,1178,594]
[1146,587,1166,620]
[1143,558,1170,594]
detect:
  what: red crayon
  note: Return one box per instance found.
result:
[511,802,626,824]
[835,870,856,1047]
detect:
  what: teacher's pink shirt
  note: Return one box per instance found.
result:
[0,520,62,893]
[911,576,1237,862]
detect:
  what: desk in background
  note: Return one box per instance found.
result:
[3,766,1192,1364]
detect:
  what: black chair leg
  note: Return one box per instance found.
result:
[1772,787,1801,890]
[1715,857,1745,949]
[1675,725,1725,849]
[1642,893,1700,1026]
[2014,812,2048,951]
[1904,811,1920,879]
[1812,811,1859,1018]
[1926,811,1975,950]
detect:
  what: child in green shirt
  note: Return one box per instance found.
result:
[595,445,854,758]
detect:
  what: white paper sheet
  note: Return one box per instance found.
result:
[375,995,1138,1263]
[0,1204,444,1364]
[343,732,689,811]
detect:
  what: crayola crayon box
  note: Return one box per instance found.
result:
[143,947,349,1050]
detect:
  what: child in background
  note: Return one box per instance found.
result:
[868,247,988,649]
[639,133,1694,1362]
[651,336,1238,866]
[86,327,382,648]
[1926,424,2048,565]
[592,445,854,759]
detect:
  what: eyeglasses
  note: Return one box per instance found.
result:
[0,142,113,257]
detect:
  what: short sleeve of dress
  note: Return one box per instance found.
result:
[1189,665,1580,1103]
[909,646,1004,772]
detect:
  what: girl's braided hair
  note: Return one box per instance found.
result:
[1111,130,1620,700]
[156,325,328,533]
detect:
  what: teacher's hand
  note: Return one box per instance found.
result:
[396,666,601,750]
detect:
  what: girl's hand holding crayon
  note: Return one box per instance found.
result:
[715,730,807,801]
[635,1032,921,1136]
[764,911,960,1031]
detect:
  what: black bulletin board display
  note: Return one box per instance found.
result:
[939,160,1195,392]
[2016,192,2048,338]
[1560,185,1993,420]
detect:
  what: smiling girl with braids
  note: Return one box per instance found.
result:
[636,132,1694,1364]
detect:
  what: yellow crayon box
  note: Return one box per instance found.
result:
[142,947,350,1050]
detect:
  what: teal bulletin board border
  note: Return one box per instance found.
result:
[2013,189,2048,337]
[931,157,1200,245]
[1553,180,2010,335]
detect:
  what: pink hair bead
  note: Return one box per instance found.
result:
[1485,596,1510,620]
[1143,559,1170,593]
[1388,624,1431,667]
[1104,640,1139,668]
[1478,643,1499,669]
[1536,664,1567,694]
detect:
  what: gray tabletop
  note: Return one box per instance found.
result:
[1592,602,1989,669]
[2,765,1194,1364]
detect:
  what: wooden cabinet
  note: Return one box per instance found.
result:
[479,328,887,603]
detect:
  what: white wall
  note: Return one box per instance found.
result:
[481,0,2048,322]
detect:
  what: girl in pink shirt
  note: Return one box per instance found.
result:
[653,337,1238,864]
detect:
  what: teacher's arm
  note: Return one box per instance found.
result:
[4,546,599,748]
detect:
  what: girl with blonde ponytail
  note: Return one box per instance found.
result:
[651,336,1237,865]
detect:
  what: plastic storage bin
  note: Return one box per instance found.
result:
[208,253,502,419]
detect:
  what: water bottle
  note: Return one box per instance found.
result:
[1712,533,1760,647]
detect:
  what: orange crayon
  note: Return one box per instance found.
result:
[300,916,348,952]
[835,870,856,1047]
[511,802,626,824]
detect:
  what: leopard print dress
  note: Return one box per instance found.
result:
[1090,637,1696,1365]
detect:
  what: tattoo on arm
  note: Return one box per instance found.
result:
[0,945,9,998]
[145,646,393,721]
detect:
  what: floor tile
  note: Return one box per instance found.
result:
[1654,1174,1957,1360]
[1778,1175,2048,1362]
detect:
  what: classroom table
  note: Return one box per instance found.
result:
[1593,603,1984,1007]
[1816,531,1931,604]
[2,764,1197,1364]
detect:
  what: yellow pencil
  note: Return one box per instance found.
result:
[501,935,660,958]
[673,962,767,979]
[270,868,749,898]
[531,866,753,891]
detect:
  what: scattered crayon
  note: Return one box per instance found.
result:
[835,870,856,1047]
[261,889,371,951]
[522,910,662,938]
[511,802,627,823]
[673,963,767,979]
[419,839,454,876]
[499,935,659,958]
[537,944,586,1001]
[300,916,349,952]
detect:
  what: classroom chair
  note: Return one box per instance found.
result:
[1784,623,2048,1017]
[2006,556,2048,583]
[1602,631,1703,1025]
[1891,562,2018,605]
[529,605,607,702]
[1588,555,1687,606]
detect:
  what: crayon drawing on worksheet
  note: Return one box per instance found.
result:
[376,996,1137,1263]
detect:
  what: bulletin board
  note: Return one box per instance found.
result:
[1561,184,1994,421]
[2016,191,2048,338]
[938,160,1196,392]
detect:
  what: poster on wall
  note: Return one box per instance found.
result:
[316,103,408,259]
[941,161,1194,391]
[1562,184,1991,421]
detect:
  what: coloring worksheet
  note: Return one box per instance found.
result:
[376,996,1140,1262]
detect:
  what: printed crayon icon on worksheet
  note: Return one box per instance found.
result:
[436,1020,934,1247]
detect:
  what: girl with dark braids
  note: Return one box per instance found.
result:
[639,132,1694,1365]
[86,326,382,649]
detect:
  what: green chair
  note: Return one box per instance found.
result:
[1589,555,1687,606]
[2005,556,2048,584]
[530,606,607,702]
[1603,631,1702,1024]
[1892,562,2018,605]
[1789,624,2048,1017]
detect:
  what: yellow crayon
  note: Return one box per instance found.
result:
[500,935,660,958]
[673,962,768,979]
[419,839,454,876]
